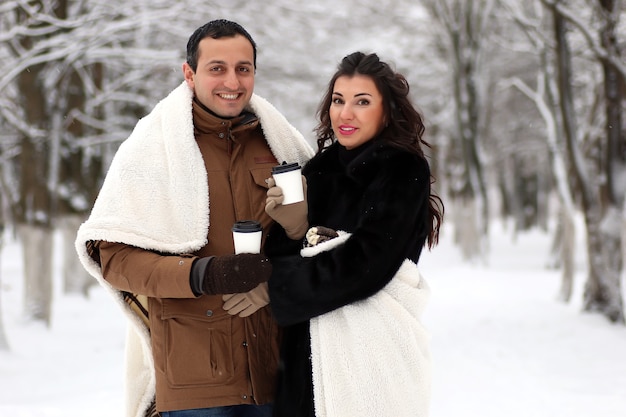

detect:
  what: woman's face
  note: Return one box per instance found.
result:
[330,74,386,150]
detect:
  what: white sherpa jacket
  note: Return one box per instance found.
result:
[302,232,432,417]
[75,81,314,417]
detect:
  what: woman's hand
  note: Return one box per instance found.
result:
[265,176,309,240]
[305,226,339,247]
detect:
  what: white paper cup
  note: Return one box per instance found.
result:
[272,162,304,205]
[232,220,263,254]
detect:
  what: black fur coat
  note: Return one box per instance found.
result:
[266,139,431,417]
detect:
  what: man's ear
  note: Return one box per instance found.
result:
[182,62,195,88]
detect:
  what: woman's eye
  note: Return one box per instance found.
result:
[357,99,370,105]
[332,98,344,104]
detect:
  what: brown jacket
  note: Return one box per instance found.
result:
[99,100,281,412]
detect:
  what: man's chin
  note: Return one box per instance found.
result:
[216,105,245,118]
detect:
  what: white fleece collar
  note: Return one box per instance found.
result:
[76,81,313,257]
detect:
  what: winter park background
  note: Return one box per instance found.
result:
[1,1,626,416]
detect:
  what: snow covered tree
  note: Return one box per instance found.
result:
[7,0,57,325]
[0,0,187,323]
[545,0,625,323]
[422,0,498,261]
[496,0,579,301]
[564,0,622,323]
[499,0,625,322]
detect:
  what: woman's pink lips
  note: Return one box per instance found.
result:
[339,125,357,136]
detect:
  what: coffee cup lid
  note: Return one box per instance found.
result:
[232,220,262,232]
[272,161,301,174]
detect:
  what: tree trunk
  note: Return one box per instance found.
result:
[17,223,54,326]
[583,0,624,322]
[556,206,576,302]
[430,0,492,259]
[579,0,624,323]
[0,233,10,350]
[14,1,56,325]
[452,197,484,261]
[552,2,624,323]
[583,207,624,322]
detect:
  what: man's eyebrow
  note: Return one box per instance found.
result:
[204,59,253,66]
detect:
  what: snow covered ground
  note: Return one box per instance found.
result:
[0,221,625,416]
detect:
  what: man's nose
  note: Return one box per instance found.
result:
[224,70,240,90]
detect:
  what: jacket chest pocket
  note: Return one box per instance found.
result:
[159,298,235,388]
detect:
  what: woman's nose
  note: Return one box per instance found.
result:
[340,105,353,120]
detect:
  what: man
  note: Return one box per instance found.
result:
[76,20,314,417]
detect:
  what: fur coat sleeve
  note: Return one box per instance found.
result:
[268,141,431,326]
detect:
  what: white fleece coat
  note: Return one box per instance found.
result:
[75,81,314,417]
[302,232,432,417]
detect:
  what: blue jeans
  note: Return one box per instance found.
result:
[160,404,273,417]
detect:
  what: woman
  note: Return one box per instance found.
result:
[264,51,443,417]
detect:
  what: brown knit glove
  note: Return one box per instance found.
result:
[189,254,272,296]
[265,176,308,240]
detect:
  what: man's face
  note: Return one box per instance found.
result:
[183,34,255,118]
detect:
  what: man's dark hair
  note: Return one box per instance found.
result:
[186,19,257,72]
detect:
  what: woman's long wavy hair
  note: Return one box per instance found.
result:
[314,51,443,248]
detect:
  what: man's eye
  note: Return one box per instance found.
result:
[239,67,251,72]
[210,67,223,72]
